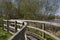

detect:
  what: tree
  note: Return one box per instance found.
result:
[17,0,41,19]
[40,0,59,20]
[17,0,59,20]
[2,0,59,20]
[2,0,19,19]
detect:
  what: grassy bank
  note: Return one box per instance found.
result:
[0,27,12,40]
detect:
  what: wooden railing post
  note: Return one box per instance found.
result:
[15,21,17,33]
[42,23,45,38]
[9,22,27,40]
[2,20,4,30]
[7,20,9,32]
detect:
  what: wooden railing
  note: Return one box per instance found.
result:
[3,19,60,40]
[9,22,27,40]
[3,20,27,40]
[27,26,60,40]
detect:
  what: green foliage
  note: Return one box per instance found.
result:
[1,0,59,20]
[55,15,60,19]
[56,31,60,38]
[0,27,12,40]
[2,1,15,19]
[45,34,55,40]
[0,17,3,27]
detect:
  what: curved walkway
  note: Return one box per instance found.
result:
[4,19,60,40]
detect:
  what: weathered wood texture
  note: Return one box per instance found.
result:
[3,20,60,40]
[9,23,27,40]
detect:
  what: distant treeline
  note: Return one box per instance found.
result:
[55,16,60,19]
[0,0,59,20]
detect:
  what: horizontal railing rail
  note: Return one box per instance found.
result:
[3,20,24,33]
[9,22,27,40]
[3,19,60,40]
[27,26,60,40]
[3,20,27,40]
[8,19,60,27]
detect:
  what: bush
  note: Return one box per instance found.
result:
[0,34,7,38]
[0,17,3,27]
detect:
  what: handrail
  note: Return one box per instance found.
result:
[9,22,27,40]
[27,26,60,40]
[7,19,60,27]
[3,20,24,32]
[3,20,27,40]
[3,19,60,40]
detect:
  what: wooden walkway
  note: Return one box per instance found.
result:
[3,19,60,40]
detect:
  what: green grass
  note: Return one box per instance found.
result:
[55,31,60,38]
[0,27,12,40]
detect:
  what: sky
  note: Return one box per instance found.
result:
[56,0,60,16]
[56,8,60,16]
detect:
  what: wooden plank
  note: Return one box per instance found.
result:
[4,24,20,31]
